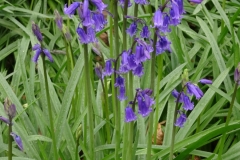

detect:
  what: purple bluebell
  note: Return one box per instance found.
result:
[156,36,171,55]
[118,86,127,101]
[0,116,10,125]
[83,0,89,17]
[82,9,94,27]
[91,0,107,12]
[10,132,23,151]
[171,89,184,103]
[126,22,138,37]
[119,0,132,7]
[135,38,153,60]
[170,1,181,26]
[92,12,107,31]
[76,27,89,44]
[32,22,43,42]
[153,9,163,28]
[140,25,150,38]
[54,10,63,30]
[125,106,137,122]
[137,95,152,117]
[143,93,155,108]
[182,95,194,111]
[43,49,53,62]
[234,63,240,84]
[186,82,203,100]
[32,45,42,63]
[95,63,104,79]
[175,112,187,127]
[103,59,114,76]
[176,0,185,15]
[134,0,149,5]
[87,27,98,43]
[199,79,212,84]
[133,63,144,77]
[160,15,171,33]
[115,76,125,87]
[189,0,203,4]
[119,50,130,73]
[4,99,16,119]
[64,2,81,17]
[135,45,147,64]
[127,54,137,70]
[141,89,153,96]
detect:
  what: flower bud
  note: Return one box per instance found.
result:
[234,63,240,84]
[4,98,16,119]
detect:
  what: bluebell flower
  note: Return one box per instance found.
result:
[171,89,184,103]
[115,75,125,87]
[119,50,130,73]
[137,95,152,117]
[170,1,181,26]
[103,59,114,76]
[140,25,150,38]
[134,0,149,5]
[82,9,94,27]
[141,89,153,96]
[135,38,152,60]
[133,63,144,77]
[10,132,23,151]
[182,94,194,111]
[189,0,203,4]
[91,0,107,13]
[175,111,187,127]
[43,49,53,62]
[160,15,171,33]
[199,79,212,84]
[83,0,89,17]
[127,54,137,70]
[64,2,81,17]
[0,116,11,125]
[76,27,89,44]
[87,27,98,43]
[176,0,185,15]
[153,9,163,28]
[125,106,137,122]
[156,36,171,55]
[135,45,147,64]
[54,10,63,30]
[186,82,203,100]
[32,44,53,63]
[126,22,138,37]
[32,22,43,42]
[119,0,132,7]
[234,63,240,84]
[95,63,104,79]
[92,12,107,31]
[118,86,127,101]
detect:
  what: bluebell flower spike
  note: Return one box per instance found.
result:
[125,106,137,122]
[175,111,187,127]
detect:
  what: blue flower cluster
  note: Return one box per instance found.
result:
[172,79,212,127]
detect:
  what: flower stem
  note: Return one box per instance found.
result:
[83,43,94,160]
[42,55,58,160]
[218,82,238,159]
[8,120,12,160]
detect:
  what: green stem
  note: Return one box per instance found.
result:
[75,137,79,160]
[42,55,58,160]
[8,121,12,160]
[218,83,239,159]
[83,43,94,159]
[146,30,158,160]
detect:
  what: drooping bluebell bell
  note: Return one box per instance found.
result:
[10,132,23,151]
[176,0,185,15]
[95,63,104,79]
[156,36,171,55]
[175,111,187,127]
[54,10,63,30]
[126,22,138,37]
[119,50,131,73]
[103,59,114,76]
[92,12,107,31]
[234,63,240,85]
[182,94,194,111]
[188,0,203,4]
[135,45,147,64]
[199,79,213,84]
[140,25,150,38]
[32,44,53,63]
[82,9,94,27]
[118,0,132,7]
[186,82,203,100]
[127,54,137,70]
[87,27,98,42]
[114,75,125,87]
[171,89,184,103]
[135,38,153,60]
[133,63,144,77]
[118,86,127,101]
[160,15,171,33]
[153,9,163,28]
[125,106,137,122]
[134,0,149,5]
[0,116,11,125]
[32,22,43,42]
[64,2,81,18]
[90,0,107,13]
[137,95,152,117]
[169,1,181,26]
[76,27,97,44]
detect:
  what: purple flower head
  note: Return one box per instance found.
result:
[186,82,203,100]
[90,0,107,12]
[135,45,147,64]
[32,22,43,42]
[156,36,171,55]
[234,63,240,84]
[0,116,10,125]
[125,106,137,122]
[199,79,213,84]
[115,75,125,87]
[82,9,94,27]
[95,63,104,79]
[137,95,152,117]
[92,12,107,31]
[172,89,184,103]
[64,2,81,17]
[134,0,149,5]
[160,15,171,33]
[32,44,41,51]
[189,0,203,4]
[54,10,63,30]
[176,0,185,15]
[135,38,152,60]
[76,27,89,44]
[87,27,98,43]
[170,1,181,26]
[127,54,137,70]
[4,98,16,119]
[119,0,132,7]
[140,25,150,38]
[126,22,138,37]
[32,44,42,63]
[43,49,53,62]
[153,9,163,28]
[10,132,23,151]
[103,59,114,76]
[83,0,89,17]
[133,63,144,77]
[118,86,127,101]
[175,111,187,127]
[182,95,194,111]
[119,50,130,73]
